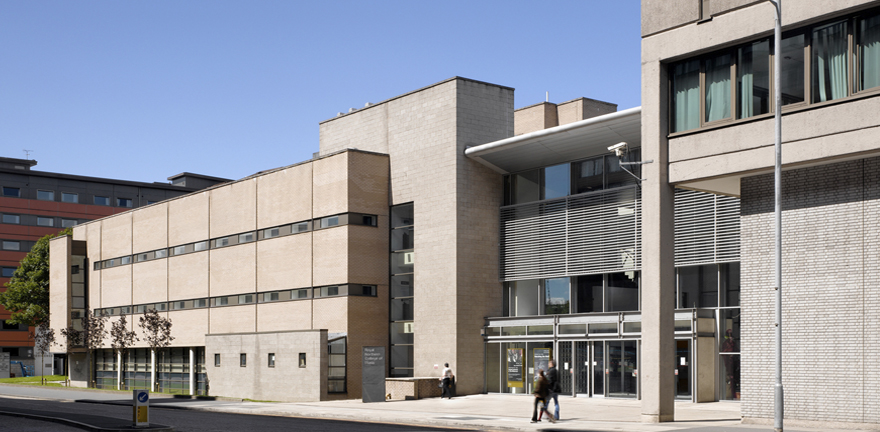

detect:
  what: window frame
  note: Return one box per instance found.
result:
[36,190,55,201]
[2,187,21,198]
[61,192,79,203]
[668,8,880,136]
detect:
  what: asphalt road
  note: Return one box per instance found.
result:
[0,396,474,432]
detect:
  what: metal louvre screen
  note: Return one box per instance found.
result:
[674,189,740,266]
[500,186,641,281]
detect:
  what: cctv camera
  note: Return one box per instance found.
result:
[607,142,627,152]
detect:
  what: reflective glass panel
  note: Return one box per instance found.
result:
[606,272,639,312]
[860,13,880,91]
[512,169,540,204]
[780,34,806,105]
[705,53,732,122]
[812,21,848,102]
[575,274,603,313]
[543,163,569,200]
[543,277,570,315]
[737,39,770,118]
[671,59,700,132]
[572,157,604,193]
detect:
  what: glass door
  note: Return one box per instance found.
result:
[575,341,591,395]
[592,341,604,397]
[559,341,573,394]
[675,339,692,400]
[606,340,638,398]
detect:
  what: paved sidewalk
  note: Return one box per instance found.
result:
[2,384,877,432]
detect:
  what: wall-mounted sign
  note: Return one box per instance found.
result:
[533,348,551,379]
[506,348,523,388]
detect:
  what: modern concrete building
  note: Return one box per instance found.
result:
[0,156,227,373]
[641,0,880,428]
[48,14,880,425]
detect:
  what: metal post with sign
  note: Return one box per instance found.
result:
[133,389,149,427]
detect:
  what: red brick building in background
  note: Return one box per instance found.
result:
[0,156,227,368]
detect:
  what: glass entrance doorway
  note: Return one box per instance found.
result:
[606,340,637,398]
[675,339,691,399]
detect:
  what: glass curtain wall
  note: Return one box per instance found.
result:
[505,151,641,206]
[123,348,151,390]
[390,203,414,377]
[157,347,190,395]
[95,349,117,389]
[328,337,347,393]
[505,273,640,317]
[676,262,741,401]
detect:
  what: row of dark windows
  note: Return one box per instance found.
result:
[1,186,156,207]
[502,150,642,206]
[93,212,378,271]
[1,239,36,252]
[94,284,378,317]
[670,7,880,133]
[1,212,82,228]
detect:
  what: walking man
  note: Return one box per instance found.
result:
[546,360,561,420]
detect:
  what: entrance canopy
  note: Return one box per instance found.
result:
[465,107,642,174]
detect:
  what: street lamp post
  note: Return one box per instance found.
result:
[769,1,784,431]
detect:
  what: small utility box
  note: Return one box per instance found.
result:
[133,389,149,427]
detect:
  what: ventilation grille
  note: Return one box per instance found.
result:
[674,189,740,266]
[500,187,641,281]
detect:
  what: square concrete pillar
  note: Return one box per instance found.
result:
[640,53,676,423]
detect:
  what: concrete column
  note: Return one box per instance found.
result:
[640,55,676,422]
[189,348,195,396]
[117,351,123,390]
[150,350,156,392]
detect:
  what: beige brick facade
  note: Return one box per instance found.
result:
[51,149,390,401]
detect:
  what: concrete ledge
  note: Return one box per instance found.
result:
[385,377,442,400]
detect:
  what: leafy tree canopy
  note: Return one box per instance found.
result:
[0,228,71,327]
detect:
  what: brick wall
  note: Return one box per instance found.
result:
[740,157,880,425]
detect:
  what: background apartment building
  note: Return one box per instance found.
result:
[0,155,225,370]
[642,0,880,428]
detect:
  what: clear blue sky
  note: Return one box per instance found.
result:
[1,1,641,183]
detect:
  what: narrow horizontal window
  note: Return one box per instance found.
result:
[61,192,78,203]
[320,216,339,228]
[292,222,309,233]
[194,299,208,308]
[120,256,131,265]
[154,249,168,259]
[2,214,20,224]
[94,196,110,206]
[61,219,77,228]
[1,267,16,278]
[117,198,133,208]
[215,237,230,247]
[264,228,280,239]
[194,241,208,252]
[172,245,186,255]
[238,232,254,243]
[136,253,150,262]
[37,217,54,227]
[2,187,21,197]
[37,190,54,201]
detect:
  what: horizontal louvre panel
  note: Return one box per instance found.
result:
[501,187,640,281]
[674,189,741,266]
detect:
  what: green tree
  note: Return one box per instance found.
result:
[0,228,71,326]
